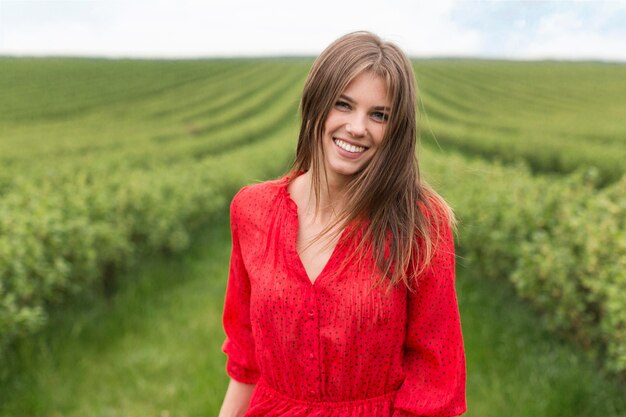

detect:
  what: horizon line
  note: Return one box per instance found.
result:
[1,53,625,65]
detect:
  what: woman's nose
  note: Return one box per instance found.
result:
[346,115,366,137]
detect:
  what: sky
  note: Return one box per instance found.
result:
[1,0,625,61]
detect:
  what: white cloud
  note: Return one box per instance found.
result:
[0,0,482,58]
[536,10,584,35]
[517,8,626,61]
[0,0,623,61]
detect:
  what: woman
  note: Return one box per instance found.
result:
[219,31,466,417]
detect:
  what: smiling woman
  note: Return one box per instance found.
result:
[219,31,466,417]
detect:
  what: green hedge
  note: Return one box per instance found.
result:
[424,150,626,375]
[0,124,296,361]
[3,138,624,377]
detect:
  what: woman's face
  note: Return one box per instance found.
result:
[320,71,390,186]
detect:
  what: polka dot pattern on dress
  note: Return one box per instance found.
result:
[222,171,467,416]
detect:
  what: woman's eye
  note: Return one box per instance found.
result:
[335,101,351,110]
[372,111,389,122]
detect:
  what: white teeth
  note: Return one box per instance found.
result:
[333,138,366,153]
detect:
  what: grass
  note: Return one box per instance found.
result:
[414,60,626,185]
[457,255,626,416]
[0,213,234,417]
[0,209,624,417]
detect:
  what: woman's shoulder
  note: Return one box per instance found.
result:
[418,192,454,228]
[416,190,457,256]
[230,175,290,218]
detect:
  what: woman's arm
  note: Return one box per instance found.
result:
[392,216,467,416]
[220,187,260,417]
[218,378,256,417]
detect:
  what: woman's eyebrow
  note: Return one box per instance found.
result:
[339,94,356,103]
[339,94,390,111]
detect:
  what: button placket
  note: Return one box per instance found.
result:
[303,286,320,397]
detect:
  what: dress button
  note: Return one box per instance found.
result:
[308,310,315,317]
[309,352,315,359]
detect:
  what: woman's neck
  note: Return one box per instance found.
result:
[295,170,348,224]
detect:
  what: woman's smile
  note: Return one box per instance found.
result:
[332,137,369,157]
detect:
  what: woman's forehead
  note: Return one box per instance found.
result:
[340,70,393,107]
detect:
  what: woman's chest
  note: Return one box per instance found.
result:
[245,239,407,338]
[238,207,407,340]
[295,219,343,285]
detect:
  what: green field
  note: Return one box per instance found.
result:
[416,60,626,185]
[0,57,624,415]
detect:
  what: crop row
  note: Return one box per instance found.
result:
[422,147,626,375]
[0,116,298,363]
[0,58,248,122]
[4,58,624,185]
[414,60,626,185]
[420,124,625,186]
[0,60,308,163]
[0,62,309,195]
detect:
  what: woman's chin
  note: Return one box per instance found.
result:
[324,162,364,180]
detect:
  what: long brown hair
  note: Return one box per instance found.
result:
[286,31,456,291]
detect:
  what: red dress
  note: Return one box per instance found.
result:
[222,172,467,416]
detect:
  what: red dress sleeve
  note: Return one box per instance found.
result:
[392,214,467,416]
[221,187,261,384]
